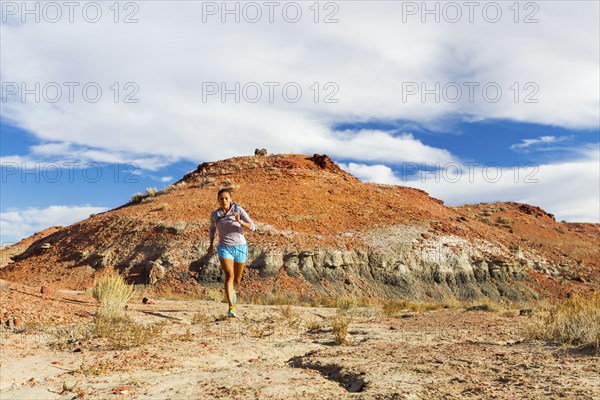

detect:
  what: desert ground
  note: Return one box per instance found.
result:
[1,283,599,400]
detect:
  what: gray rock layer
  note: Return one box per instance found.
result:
[125,237,539,303]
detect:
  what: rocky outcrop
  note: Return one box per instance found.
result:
[0,221,547,302]
[59,230,538,302]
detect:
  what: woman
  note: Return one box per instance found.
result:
[208,188,256,318]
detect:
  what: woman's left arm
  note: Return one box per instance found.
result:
[237,208,256,231]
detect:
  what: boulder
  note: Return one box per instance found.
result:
[148,261,166,285]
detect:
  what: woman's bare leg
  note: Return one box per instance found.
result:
[233,262,245,292]
[220,257,235,307]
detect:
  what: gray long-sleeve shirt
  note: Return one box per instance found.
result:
[209,203,256,246]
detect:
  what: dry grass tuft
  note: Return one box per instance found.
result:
[306,318,324,331]
[130,187,159,204]
[441,297,463,310]
[198,177,215,188]
[179,327,194,342]
[246,292,302,306]
[48,324,94,350]
[244,292,341,308]
[382,300,444,317]
[336,295,357,313]
[191,311,211,325]
[90,270,135,319]
[246,322,275,338]
[465,299,505,313]
[525,291,600,351]
[330,314,353,345]
[278,304,297,320]
[93,315,166,349]
[59,379,84,397]
[277,305,301,329]
[76,352,119,377]
[382,301,404,318]
[204,287,226,303]
[88,270,165,349]
[247,292,305,306]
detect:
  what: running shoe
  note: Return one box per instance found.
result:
[227,306,237,318]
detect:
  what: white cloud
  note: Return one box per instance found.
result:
[160,176,172,183]
[343,146,600,223]
[1,2,598,226]
[1,143,173,171]
[323,130,458,165]
[0,1,598,167]
[339,162,403,185]
[0,205,108,244]
[510,135,573,152]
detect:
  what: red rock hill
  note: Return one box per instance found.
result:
[1,153,598,305]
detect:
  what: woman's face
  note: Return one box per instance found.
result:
[218,192,232,210]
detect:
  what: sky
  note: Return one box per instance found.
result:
[1,0,599,245]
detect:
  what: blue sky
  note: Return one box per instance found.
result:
[1,121,194,208]
[1,1,599,244]
[333,119,600,168]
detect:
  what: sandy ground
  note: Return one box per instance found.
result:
[1,294,599,400]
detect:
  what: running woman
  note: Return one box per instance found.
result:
[207,188,256,318]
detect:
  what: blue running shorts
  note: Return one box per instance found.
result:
[217,243,248,263]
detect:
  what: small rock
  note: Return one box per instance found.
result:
[466,304,490,311]
[112,385,136,395]
[41,286,55,296]
[142,297,156,305]
[40,243,52,250]
[13,317,22,328]
[421,233,430,239]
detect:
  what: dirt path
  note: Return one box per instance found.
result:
[1,299,599,400]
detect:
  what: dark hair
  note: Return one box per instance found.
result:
[217,188,233,197]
